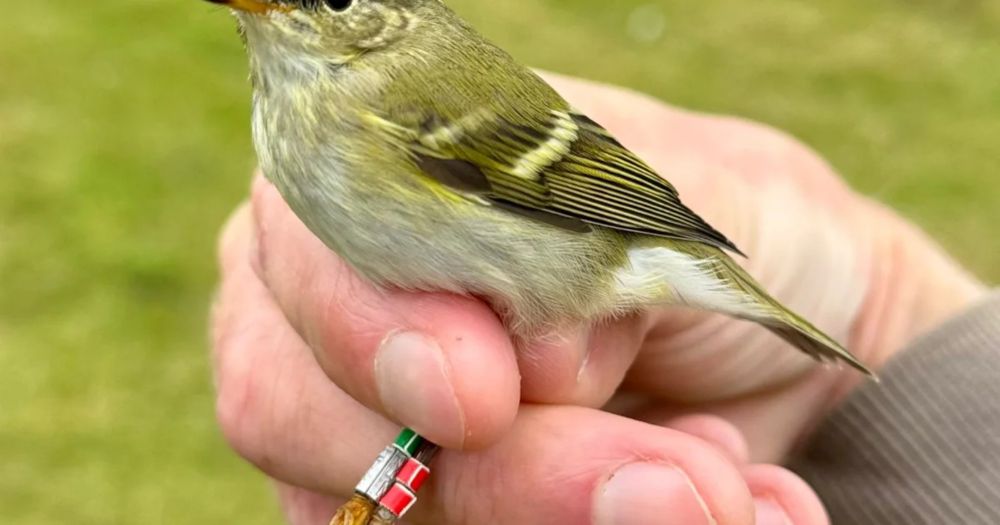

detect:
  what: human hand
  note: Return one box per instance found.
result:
[211,74,984,524]
[537,74,986,459]
[214,206,828,524]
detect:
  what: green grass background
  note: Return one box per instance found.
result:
[1,0,997,522]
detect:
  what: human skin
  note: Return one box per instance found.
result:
[211,74,986,524]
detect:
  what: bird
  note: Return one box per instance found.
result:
[209,0,873,376]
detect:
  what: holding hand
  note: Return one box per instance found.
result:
[211,75,984,524]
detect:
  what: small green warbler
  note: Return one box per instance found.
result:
[209,0,872,375]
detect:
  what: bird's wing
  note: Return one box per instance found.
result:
[364,108,743,254]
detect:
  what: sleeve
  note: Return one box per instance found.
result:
[789,291,1000,525]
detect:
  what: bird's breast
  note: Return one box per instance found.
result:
[249,88,636,334]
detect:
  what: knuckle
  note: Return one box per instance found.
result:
[216,203,253,274]
[211,307,269,465]
[215,364,263,463]
[212,310,300,475]
[714,116,837,178]
[250,176,300,284]
[249,188,274,282]
[313,268,391,358]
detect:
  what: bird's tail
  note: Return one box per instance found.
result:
[674,242,875,377]
[757,307,874,377]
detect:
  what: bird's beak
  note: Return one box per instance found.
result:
[205,0,282,14]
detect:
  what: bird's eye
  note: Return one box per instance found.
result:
[324,0,352,11]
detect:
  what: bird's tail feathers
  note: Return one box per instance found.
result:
[693,245,875,377]
[757,309,875,377]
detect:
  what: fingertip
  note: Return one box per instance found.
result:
[655,429,755,525]
[516,317,647,410]
[428,408,756,525]
[664,414,750,465]
[574,316,648,406]
[594,462,714,525]
[245,173,522,450]
[743,464,829,525]
[517,325,592,404]
[404,294,521,449]
[375,329,468,448]
[537,409,755,525]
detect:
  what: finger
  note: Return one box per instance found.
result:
[545,72,866,394]
[438,407,754,525]
[743,465,830,525]
[615,373,839,464]
[246,177,520,449]
[275,482,342,525]
[663,414,750,465]
[215,205,401,489]
[516,315,649,408]
[212,281,758,525]
[249,175,648,434]
[218,202,251,271]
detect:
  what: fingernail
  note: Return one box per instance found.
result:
[594,463,712,525]
[376,331,465,447]
[754,497,792,525]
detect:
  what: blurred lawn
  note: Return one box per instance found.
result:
[0,0,997,523]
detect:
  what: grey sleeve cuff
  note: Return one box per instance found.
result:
[790,291,1000,525]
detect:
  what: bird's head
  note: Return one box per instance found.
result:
[207,0,446,70]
